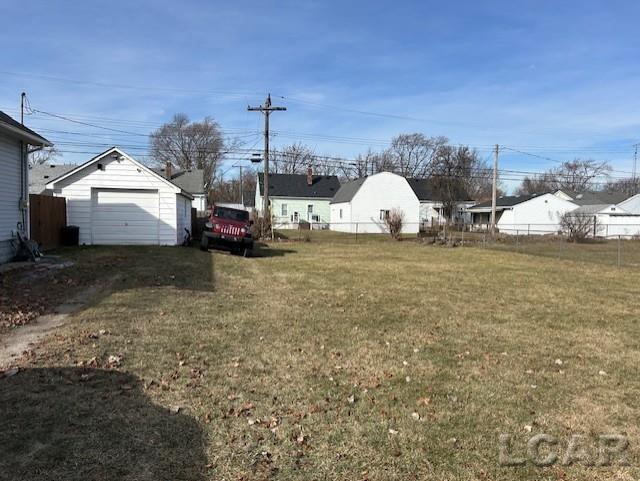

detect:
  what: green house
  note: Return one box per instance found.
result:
[255,171,341,229]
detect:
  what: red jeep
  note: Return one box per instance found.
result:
[200,205,254,257]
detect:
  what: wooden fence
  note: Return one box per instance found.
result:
[29,194,67,250]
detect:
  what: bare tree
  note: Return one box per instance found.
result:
[209,168,257,205]
[560,211,598,242]
[149,114,226,189]
[517,159,612,194]
[604,177,640,196]
[28,146,60,167]
[383,208,405,240]
[388,133,448,177]
[271,142,315,174]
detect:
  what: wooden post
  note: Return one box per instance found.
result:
[618,235,622,268]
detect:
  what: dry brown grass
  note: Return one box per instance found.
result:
[1,241,639,480]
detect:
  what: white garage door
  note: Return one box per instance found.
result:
[92,189,160,245]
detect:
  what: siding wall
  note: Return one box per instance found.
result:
[176,194,192,244]
[52,155,180,245]
[329,202,352,232]
[269,197,331,228]
[497,194,578,235]
[0,133,25,263]
[330,173,420,234]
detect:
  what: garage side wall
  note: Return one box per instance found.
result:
[52,156,178,245]
[176,194,192,245]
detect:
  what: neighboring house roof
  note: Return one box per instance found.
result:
[468,194,541,211]
[29,163,77,194]
[406,178,473,202]
[0,111,51,146]
[45,146,193,199]
[555,189,630,206]
[258,173,340,198]
[330,177,367,204]
[152,167,205,195]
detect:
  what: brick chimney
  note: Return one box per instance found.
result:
[165,161,173,179]
[306,165,313,186]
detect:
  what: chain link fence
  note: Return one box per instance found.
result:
[272,222,640,268]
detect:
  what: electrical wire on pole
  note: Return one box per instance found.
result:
[490,144,499,237]
[247,94,286,238]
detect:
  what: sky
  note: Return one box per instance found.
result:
[2,0,640,191]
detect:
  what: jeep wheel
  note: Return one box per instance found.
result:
[200,235,210,251]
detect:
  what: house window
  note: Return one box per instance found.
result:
[380,209,390,221]
[281,204,288,216]
[339,209,343,219]
[293,212,299,222]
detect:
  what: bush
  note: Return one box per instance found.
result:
[384,208,405,240]
[251,217,271,240]
[560,212,597,242]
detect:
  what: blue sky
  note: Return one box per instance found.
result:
[2,0,640,189]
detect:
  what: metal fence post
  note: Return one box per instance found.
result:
[355,222,358,244]
[461,228,464,246]
[618,235,622,268]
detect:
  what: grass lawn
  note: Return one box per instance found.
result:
[1,240,639,480]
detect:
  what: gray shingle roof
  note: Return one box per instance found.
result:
[406,178,473,202]
[0,111,51,145]
[151,167,205,194]
[258,173,340,198]
[170,169,205,194]
[29,163,77,194]
[330,177,367,204]
[469,193,541,210]
[558,190,630,206]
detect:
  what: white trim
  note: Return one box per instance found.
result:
[0,120,51,147]
[44,147,192,198]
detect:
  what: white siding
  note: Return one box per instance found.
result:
[176,194,192,244]
[497,194,578,235]
[329,202,352,232]
[192,194,206,212]
[52,153,181,245]
[0,133,25,263]
[330,172,420,234]
[618,194,640,214]
[92,189,160,245]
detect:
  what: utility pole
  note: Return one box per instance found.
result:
[231,164,244,206]
[633,143,638,185]
[247,94,286,237]
[490,144,499,237]
[20,92,26,125]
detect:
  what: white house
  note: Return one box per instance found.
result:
[405,178,474,226]
[330,172,421,234]
[255,168,340,229]
[0,111,51,263]
[554,189,640,238]
[468,193,578,235]
[45,147,193,245]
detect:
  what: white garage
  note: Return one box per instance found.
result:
[45,147,193,246]
[91,189,161,245]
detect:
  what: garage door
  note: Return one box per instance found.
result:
[92,189,160,245]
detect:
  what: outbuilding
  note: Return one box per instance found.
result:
[330,172,420,234]
[468,193,578,235]
[45,147,193,245]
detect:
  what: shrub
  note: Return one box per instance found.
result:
[251,217,271,240]
[560,212,597,242]
[384,208,405,240]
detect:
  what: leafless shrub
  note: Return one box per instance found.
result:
[384,208,405,240]
[560,212,597,242]
[251,217,271,240]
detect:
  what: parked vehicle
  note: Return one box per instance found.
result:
[201,205,254,256]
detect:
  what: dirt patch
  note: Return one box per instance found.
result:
[0,284,102,368]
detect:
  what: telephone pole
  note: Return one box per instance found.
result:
[247,94,286,237]
[490,144,499,237]
[633,144,638,183]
